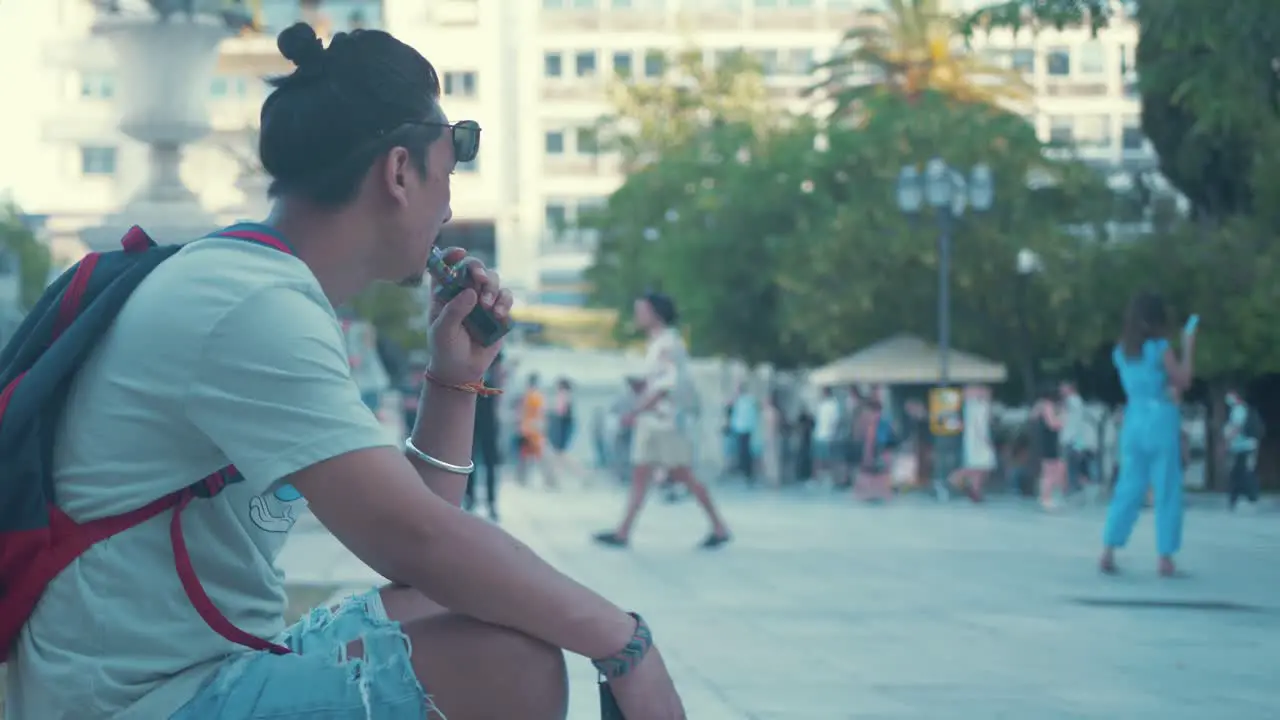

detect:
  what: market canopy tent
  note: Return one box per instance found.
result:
[810,334,1007,386]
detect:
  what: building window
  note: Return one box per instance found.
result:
[80,71,115,100]
[611,0,632,7]
[1121,117,1144,150]
[576,127,599,154]
[753,0,778,6]
[644,50,664,78]
[1074,115,1111,149]
[1047,116,1073,145]
[544,202,569,239]
[1011,49,1034,74]
[444,71,478,98]
[545,130,565,155]
[755,49,779,76]
[80,146,117,176]
[575,50,597,78]
[612,51,633,76]
[1046,47,1070,76]
[456,157,479,173]
[1078,41,1106,74]
[542,0,565,8]
[210,76,248,99]
[544,52,563,78]
[784,48,814,75]
[572,0,597,6]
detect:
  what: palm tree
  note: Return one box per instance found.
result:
[811,0,1032,118]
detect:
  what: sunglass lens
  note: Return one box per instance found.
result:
[454,120,480,163]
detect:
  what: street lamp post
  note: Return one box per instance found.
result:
[897,159,994,497]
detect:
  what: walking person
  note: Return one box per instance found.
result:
[812,387,842,482]
[593,293,731,549]
[759,392,782,487]
[949,385,995,502]
[853,399,895,503]
[1032,386,1067,511]
[1223,387,1263,512]
[546,377,588,483]
[1100,292,1195,577]
[728,382,758,485]
[464,353,504,521]
[1060,381,1097,498]
[516,373,556,488]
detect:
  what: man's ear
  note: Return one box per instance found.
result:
[383,147,411,206]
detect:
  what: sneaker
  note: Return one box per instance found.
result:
[592,531,629,548]
[698,532,731,550]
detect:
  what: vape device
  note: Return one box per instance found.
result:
[1184,314,1199,336]
[426,247,511,347]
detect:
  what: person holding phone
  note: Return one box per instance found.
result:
[8,23,684,720]
[1100,294,1195,577]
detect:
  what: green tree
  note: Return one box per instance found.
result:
[777,91,1108,393]
[0,204,52,310]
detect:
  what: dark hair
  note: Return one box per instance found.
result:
[1119,291,1169,359]
[1037,382,1058,402]
[641,292,678,326]
[259,23,443,206]
[527,372,539,386]
[557,378,572,391]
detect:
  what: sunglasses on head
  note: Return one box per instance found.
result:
[422,120,481,164]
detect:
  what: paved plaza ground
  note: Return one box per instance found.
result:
[279,480,1280,720]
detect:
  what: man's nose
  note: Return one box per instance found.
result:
[443,207,453,225]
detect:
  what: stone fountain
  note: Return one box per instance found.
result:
[80,1,239,250]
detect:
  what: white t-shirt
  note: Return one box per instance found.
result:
[634,328,683,432]
[6,239,395,720]
[814,396,841,442]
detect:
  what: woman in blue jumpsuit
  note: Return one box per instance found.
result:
[1101,292,1196,577]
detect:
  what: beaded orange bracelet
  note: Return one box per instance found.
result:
[424,370,503,397]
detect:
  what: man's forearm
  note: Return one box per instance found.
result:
[411,504,637,659]
[408,381,476,507]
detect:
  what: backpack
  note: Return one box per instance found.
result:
[0,224,296,663]
[1245,407,1267,442]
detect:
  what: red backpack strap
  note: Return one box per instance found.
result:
[206,223,295,256]
[169,483,291,655]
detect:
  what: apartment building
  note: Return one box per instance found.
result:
[5,0,1154,299]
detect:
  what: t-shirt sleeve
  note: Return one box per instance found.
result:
[647,337,679,394]
[184,287,396,486]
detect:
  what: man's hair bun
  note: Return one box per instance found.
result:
[277,22,325,68]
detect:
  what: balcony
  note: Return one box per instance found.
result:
[427,0,480,26]
[539,10,603,32]
[542,155,618,177]
[678,11,742,31]
[1043,80,1110,98]
[750,8,820,30]
[602,9,670,31]
[540,80,609,102]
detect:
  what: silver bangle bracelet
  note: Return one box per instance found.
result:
[404,437,475,476]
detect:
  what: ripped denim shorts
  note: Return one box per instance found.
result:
[171,589,437,719]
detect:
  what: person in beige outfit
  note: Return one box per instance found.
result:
[593,293,731,549]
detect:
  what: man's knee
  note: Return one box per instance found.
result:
[406,613,568,720]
